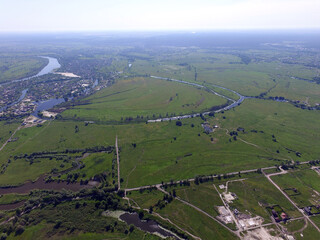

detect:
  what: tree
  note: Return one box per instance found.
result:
[176,121,182,126]
[0,233,7,240]
[54,220,62,229]
[195,176,199,185]
[15,225,24,235]
[138,211,144,219]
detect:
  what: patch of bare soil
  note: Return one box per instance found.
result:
[243,227,284,240]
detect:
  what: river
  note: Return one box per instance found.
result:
[32,98,65,118]
[11,56,61,84]
[0,88,28,112]
[119,212,180,239]
[0,57,61,113]
[149,76,246,122]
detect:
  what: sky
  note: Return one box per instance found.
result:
[0,0,319,32]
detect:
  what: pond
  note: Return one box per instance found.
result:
[120,212,179,239]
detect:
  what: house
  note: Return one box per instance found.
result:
[304,207,312,215]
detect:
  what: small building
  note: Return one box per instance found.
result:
[304,207,312,215]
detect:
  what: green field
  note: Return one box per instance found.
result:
[156,199,238,240]
[271,169,320,208]
[280,219,306,233]
[127,189,165,210]
[0,56,48,83]
[0,120,21,145]
[5,200,161,240]
[0,193,28,205]
[62,77,227,122]
[294,224,320,240]
[56,152,114,184]
[166,182,223,217]
[227,175,302,220]
[0,35,320,239]
[214,98,320,162]
[1,97,319,189]
[125,49,320,106]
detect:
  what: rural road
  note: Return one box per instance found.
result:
[0,125,22,152]
[263,170,320,233]
[157,185,240,238]
[115,135,120,190]
[124,165,281,192]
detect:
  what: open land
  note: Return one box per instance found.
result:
[0,32,319,239]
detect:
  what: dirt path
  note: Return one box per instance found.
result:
[124,161,312,193]
[225,178,247,193]
[152,212,201,240]
[13,120,52,153]
[158,185,240,238]
[291,218,308,235]
[263,170,320,233]
[125,149,144,189]
[0,125,22,152]
[115,135,120,190]
[213,184,242,234]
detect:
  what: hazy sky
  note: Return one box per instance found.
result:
[0,0,319,32]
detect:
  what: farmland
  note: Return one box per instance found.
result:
[0,32,319,239]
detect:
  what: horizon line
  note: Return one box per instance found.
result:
[1,28,320,34]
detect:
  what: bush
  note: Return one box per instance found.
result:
[15,225,24,236]
[0,233,7,240]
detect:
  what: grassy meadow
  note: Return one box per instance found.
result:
[271,169,320,208]
[62,77,227,122]
[156,199,238,240]
[0,56,48,83]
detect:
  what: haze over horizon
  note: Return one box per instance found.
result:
[1,0,320,32]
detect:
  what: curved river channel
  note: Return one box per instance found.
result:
[149,75,246,122]
[0,57,61,113]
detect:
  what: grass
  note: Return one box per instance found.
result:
[6,219,160,240]
[311,215,320,228]
[0,193,28,205]
[0,99,319,190]
[127,189,165,210]
[61,77,227,122]
[57,152,114,182]
[0,120,21,145]
[294,223,320,240]
[214,98,320,163]
[227,175,302,220]
[156,199,238,240]
[127,49,320,105]
[280,219,306,233]
[0,157,72,186]
[119,117,278,188]
[271,169,320,208]
[0,56,48,83]
[0,121,117,185]
[166,182,223,217]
